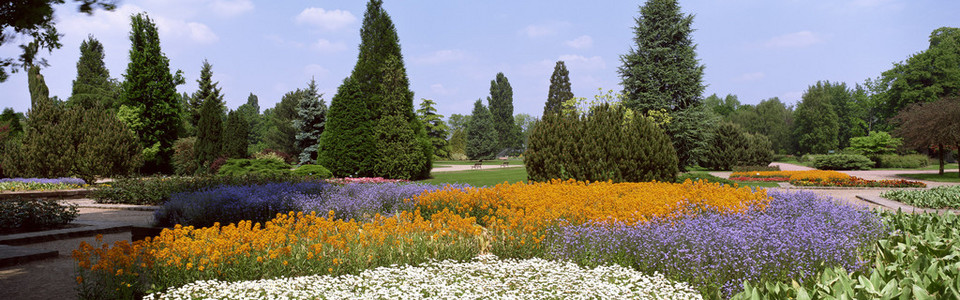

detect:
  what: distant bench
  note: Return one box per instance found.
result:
[500,161,509,167]
[472,160,483,169]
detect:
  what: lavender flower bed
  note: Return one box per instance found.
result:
[547,191,886,298]
[154,182,470,227]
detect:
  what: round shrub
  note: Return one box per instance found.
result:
[171,137,198,175]
[813,154,873,170]
[293,164,333,179]
[217,159,293,177]
[0,199,78,232]
[876,154,929,169]
[526,104,677,183]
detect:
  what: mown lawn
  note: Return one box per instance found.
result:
[423,167,527,187]
[896,172,960,182]
[434,159,524,166]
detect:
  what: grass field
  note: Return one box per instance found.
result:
[896,172,960,182]
[434,159,524,166]
[423,167,527,187]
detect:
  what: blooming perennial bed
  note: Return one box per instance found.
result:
[729,170,925,188]
[75,179,888,299]
[881,185,960,209]
[144,255,703,300]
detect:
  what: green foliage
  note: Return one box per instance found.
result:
[237,93,264,148]
[619,0,705,113]
[372,56,431,180]
[91,174,311,205]
[265,88,301,156]
[743,133,775,167]
[731,165,781,172]
[894,97,960,175]
[292,164,333,179]
[733,212,960,299]
[223,110,249,159]
[293,80,327,165]
[0,0,115,82]
[544,61,573,116]
[186,60,222,136]
[514,113,536,149]
[882,185,960,209]
[665,106,713,170]
[876,27,960,126]
[119,13,185,173]
[727,97,795,154]
[217,159,293,177]
[0,107,23,137]
[28,65,50,109]
[812,154,873,170]
[525,103,678,183]
[794,82,840,154]
[447,114,471,133]
[488,72,521,151]
[675,172,737,186]
[876,154,929,169]
[703,93,740,117]
[351,0,404,120]
[418,99,450,159]
[466,99,498,160]
[3,70,141,184]
[847,131,901,158]
[701,122,749,171]
[195,78,225,165]
[69,36,117,110]
[171,137,199,175]
[0,200,78,232]
[319,77,376,177]
[448,128,467,159]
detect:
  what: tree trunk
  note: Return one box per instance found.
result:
[939,143,945,175]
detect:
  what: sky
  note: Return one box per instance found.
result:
[1,0,958,119]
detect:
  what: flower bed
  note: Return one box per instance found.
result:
[145,255,702,300]
[0,177,87,192]
[547,191,884,298]
[881,185,960,209]
[729,171,926,188]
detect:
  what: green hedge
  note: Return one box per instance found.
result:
[876,154,929,169]
[813,154,873,170]
[0,199,78,232]
[292,165,333,179]
[217,159,293,177]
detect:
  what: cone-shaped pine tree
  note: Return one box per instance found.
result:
[352,0,405,119]
[466,99,498,160]
[223,109,249,159]
[544,61,573,116]
[70,36,114,110]
[319,77,376,177]
[373,55,430,179]
[293,79,327,165]
[188,60,222,134]
[120,13,184,173]
[194,61,225,166]
[618,0,707,170]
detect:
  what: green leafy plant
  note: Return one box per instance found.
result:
[882,185,960,209]
[876,154,929,169]
[292,165,333,179]
[217,159,292,177]
[813,154,873,170]
[0,199,78,232]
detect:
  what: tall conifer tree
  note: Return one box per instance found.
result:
[488,72,520,151]
[120,13,184,173]
[294,79,327,165]
[188,60,222,134]
[223,109,249,159]
[466,99,498,160]
[70,36,114,109]
[544,61,573,116]
[618,0,706,170]
[195,86,224,165]
[319,77,375,177]
[373,56,429,179]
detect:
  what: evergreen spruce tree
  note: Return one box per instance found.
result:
[373,56,429,179]
[223,109,248,158]
[466,99,498,160]
[488,72,520,151]
[701,122,749,171]
[293,79,327,165]
[119,13,185,173]
[265,89,302,156]
[417,98,450,159]
[69,36,114,109]
[618,0,707,170]
[544,61,573,116]
[195,88,224,165]
[237,93,262,148]
[319,77,376,177]
[187,60,221,134]
[352,0,405,120]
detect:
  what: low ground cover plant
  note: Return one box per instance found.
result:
[0,199,78,232]
[146,255,703,300]
[734,212,960,299]
[548,191,885,298]
[0,177,87,192]
[881,185,960,209]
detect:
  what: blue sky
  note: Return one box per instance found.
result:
[1,0,957,119]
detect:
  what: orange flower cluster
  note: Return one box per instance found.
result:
[73,211,483,297]
[730,170,850,182]
[409,179,770,256]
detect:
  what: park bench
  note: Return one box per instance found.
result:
[472,161,483,169]
[500,160,509,168]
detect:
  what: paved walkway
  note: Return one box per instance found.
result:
[431,163,524,172]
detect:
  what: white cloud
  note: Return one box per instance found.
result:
[208,0,254,17]
[295,8,357,31]
[415,50,466,64]
[763,31,824,48]
[519,22,570,38]
[304,64,330,78]
[780,91,804,104]
[312,39,347,52]
[265,35,304,48]
[558,55,606,70]
[734,72,765,82]
[155,18,219,44]
[565,35,593,49]
[430,83,456,95]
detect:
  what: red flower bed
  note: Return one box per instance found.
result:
[729,177,790,182]
[790,177,925,188]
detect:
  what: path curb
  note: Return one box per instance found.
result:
[0,223,132,246]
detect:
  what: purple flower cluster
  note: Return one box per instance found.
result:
[547,191,885,298]
[294,183,472,222]
[0,177,87,185]
[154,182,470,228]
[154,182,329,227]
